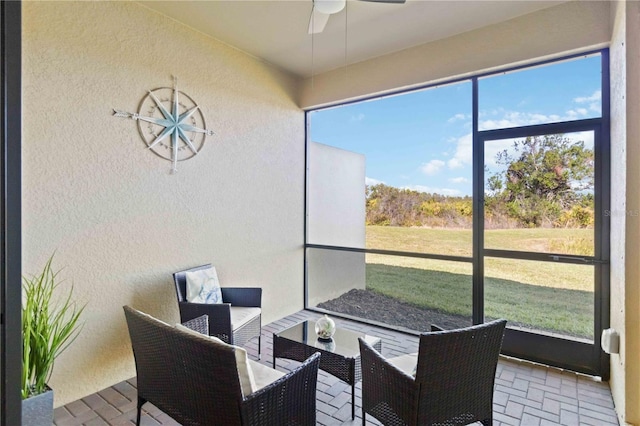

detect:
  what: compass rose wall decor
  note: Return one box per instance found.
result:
[113,77,214,174]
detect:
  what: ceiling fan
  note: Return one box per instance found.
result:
[308,0,406,34]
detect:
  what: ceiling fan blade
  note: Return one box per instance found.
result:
[358,0,406,3]
[308,7,331,34]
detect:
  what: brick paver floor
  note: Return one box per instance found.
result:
[54,310,619,426]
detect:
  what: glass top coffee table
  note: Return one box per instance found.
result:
[272,320,382,420]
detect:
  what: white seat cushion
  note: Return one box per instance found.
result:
[388,353,418,376]
[175,323,257,397]
[248,360,285,391]
[230,307,261,330]
[233,345,257,397]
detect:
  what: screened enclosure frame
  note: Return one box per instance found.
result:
[1,1,23,424]
[304,48,610,378]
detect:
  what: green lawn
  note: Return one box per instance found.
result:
[362,226,594,339]
[366,226,474,256]
[366,225,594,257]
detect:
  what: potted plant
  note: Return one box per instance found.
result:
[22,255,84,426]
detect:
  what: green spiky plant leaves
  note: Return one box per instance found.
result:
[22,255,85,399]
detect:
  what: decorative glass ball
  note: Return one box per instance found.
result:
[315,314,336,340]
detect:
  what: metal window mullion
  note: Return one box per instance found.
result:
[472,77,484,326]
[304,244,472,264]
[1,1,22,425]
[483,249,606,265]
[303,112,310,310]
[595,48,611,379]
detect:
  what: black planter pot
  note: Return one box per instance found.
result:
[22,387,53,426]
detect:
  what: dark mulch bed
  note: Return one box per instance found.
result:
[317,289,471,332]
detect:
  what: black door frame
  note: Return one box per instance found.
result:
[1,1,23,424]
[474,120,610,378]
[471,50,610,378]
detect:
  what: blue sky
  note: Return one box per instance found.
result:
[309,54,602,197]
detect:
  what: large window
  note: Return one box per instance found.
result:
[305,51,609,377]
[308,81,473,254]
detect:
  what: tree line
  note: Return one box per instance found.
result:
[366,134,594,229]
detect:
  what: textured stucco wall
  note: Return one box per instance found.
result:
[610,1,640,424]
[623,1,640,422]
[609,0,627,422]
[300,1,611,109]
[22,1,304,406]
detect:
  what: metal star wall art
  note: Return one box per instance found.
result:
[114,77,214,174]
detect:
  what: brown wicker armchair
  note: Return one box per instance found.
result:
[123,306,320,426]
[173,263,262,357]
[358,319,507,426]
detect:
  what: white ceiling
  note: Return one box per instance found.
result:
[139,0,566,78]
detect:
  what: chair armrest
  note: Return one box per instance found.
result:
[221,287,262,308]
[359,338,417,424]
[180,315,209,335]
[241,352,320,425]
[177,302,233,340]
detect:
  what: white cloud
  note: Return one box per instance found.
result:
[447,133,472,169]
[449,177,469,184]
[574,90,601,104]
[478,102,602,130]
[479,91,601,130]
[404,185,462,196]
[365,177,384,186]
[566,108,589,119]
[479,111,564,130]
[479,108,501,118]
[565,131,594,149]
[350,113,365,122]
[575,90,601,115]
[448,158,464,169]
[421,159,445,176]
[447,113,468,124]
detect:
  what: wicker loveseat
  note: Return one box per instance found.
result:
[123,305,320,426]
[358,319,507,426]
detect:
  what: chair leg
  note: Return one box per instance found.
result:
[136,396,146,426]
[362,408,366,425]
[258,334,262,360]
